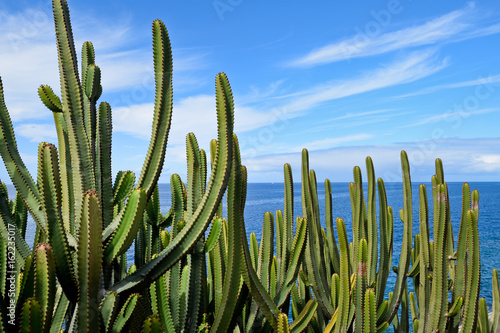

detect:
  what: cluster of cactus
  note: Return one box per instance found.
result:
[284,149,500,333]
[0,0,236,330]
[1,0,499,332]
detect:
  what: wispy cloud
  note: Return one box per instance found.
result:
[405,108,500,127]
[291,134,374,152]
[287,3,500,67]
[310,109,411,132]
[280,49,447,114]
[389,74,500,99]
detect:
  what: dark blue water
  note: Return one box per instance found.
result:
[7,181,500,328]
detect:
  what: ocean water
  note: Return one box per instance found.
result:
[7,181,500,328]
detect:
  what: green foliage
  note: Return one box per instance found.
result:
[0,0,498,331]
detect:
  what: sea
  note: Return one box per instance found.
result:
[7,181,500,329]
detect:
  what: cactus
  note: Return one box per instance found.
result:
[297,149,412,332]
[401,158,496,333]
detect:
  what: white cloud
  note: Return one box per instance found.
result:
[112,94,280,145]
[113,103,155,138]
[471,154,500,172]
[15,123,57,142]
[0,6,210,123]
[287,3,499,67]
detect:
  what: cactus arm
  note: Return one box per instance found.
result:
[33,243,56,333]
[364,289,376,333]
[17,254,35,310]
[211,236,225,314]
[38,85,63,113]
[331,273,340,310]
[450,183,472,332]
[103,188,147,264]
[111,293,140,332]
[283,164,294,280]
[136,20,173,198]
[183,134,206,331]
[492,269,500,333]
[210,135,245,333]
[99,291,118,333]
[461,210,481,333]
[427,183,449,332]
[275,215,307,308]
[238,164,280,331]
[478,298,490,333]
[96,102,114,228]
[365,157,378,285]
[258,212,274,292]
[308,169,331,302]
[240,221,280,331]
[278,313,290,333]
[325,179,340,276]
[276,210,284,285]
[186,246,205,333]
[288,300,317,333]
[81,42,99,162]
[12,191,28,239]
[301,149,334,317]
[204,218,223,253]
[186,132,202,219]
[77,191,103,332]
[351,166,364,274]
[113,171,136,205]
[52,0,95,202]
[82,64,101,155]
[38,143,78,302]
[355,238,368,333]
[176,261,191,331]
[334,217,350,333]
[111,72,233,297]
[417,184,431,332]
[48,287,69,333]
[446,296,464,318]
[52,111,74,232]
[380,151,413,323]
[0,78,46,232]
[375,178,390,307]
[143,315,163,333]
[156,270,176,332]
[20,298,43,333]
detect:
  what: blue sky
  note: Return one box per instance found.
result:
[1,0,499,183]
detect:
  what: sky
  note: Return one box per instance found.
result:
[0,0,499,184]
